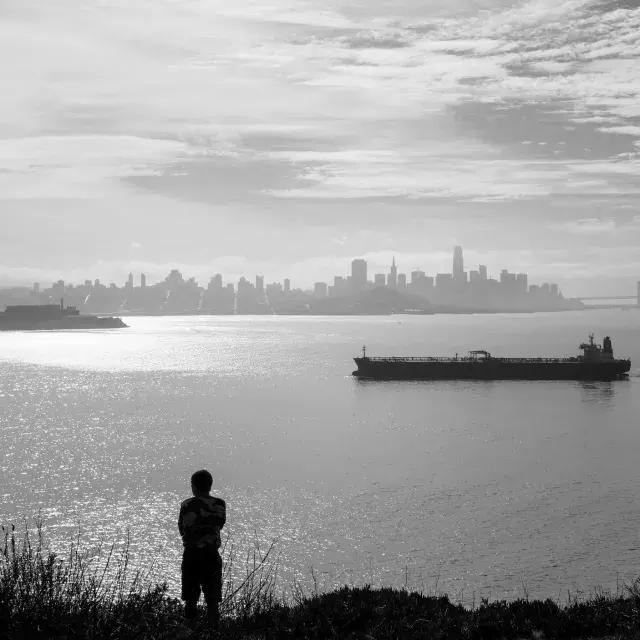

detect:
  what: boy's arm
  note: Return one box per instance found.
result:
[216,499,227,530]
[178,503,185,538]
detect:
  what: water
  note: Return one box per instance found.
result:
[1,310,640,602]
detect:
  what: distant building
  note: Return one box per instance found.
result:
[387,257,397,289]
[127,272,134,289]
[436,273,453,289]
[469,270,480,283]
[409,270,433,298]
[453,246,464,281]
[500,270,516,286]
[516,273,528,292]
[411,270,425,284]
[397,273,407,289]
[479,264,487,280]
[374,273,386,287]
[33,282,40,294]
[140,273,147,288]
[550,283,559,297]
[351,259,367,290]
[313,282,328,298]
[331,276,347,297]
[266,282,283,297]
[166,269,184,286]
[284,278,291,294]
[256,275,264,296]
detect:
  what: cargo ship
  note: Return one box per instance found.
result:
[352,335,631,381]
[0,301,127,331]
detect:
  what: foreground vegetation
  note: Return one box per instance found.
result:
[3,524,640,639]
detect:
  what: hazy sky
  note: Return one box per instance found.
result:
[1,0,639,295]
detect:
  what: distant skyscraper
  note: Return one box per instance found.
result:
[33,282,40,294]
[140,273,147,288]
[452,246,466,283]
[387,257,397,289]
[478,264,487,280]
[284,278,291,294]
[411,270,425,284]
[397,273,407,289]
[313,282,328,298]
[127,272,134,289]
[516,273,528,291]
[255,275,264,295]
[351,259,367,289]
[374,273,386,287]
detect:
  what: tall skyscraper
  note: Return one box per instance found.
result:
[453,246,464,281]
[387,257,397,289]
[478,264,487,280]
[256,275,264,295]
[284,278,291,294]
[351,259,367,289]
[127,272,134,289]
[140,273,147,288]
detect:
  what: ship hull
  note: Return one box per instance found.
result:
[352,357,631,381]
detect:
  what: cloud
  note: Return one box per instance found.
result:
[599,126,640,136]
[344,31,411,49]
[0,135,193,198]
[550,217,619,234]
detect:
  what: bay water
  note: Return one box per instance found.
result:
[1,310,639,602]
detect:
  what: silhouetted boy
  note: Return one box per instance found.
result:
[179,469,226,627]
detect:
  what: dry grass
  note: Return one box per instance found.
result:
[3,522,640,639]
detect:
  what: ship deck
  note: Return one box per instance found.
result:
[361,356,583,364]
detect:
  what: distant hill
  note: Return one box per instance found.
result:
[310,287,432,315]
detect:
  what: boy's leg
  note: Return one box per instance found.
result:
[181,548,201,619]
[201,550,223,629]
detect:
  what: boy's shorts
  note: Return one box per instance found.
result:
[181,547,223,604]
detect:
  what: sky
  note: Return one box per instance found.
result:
[1,0,639,296]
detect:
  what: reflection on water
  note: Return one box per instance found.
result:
[578,380,617,406]
[1,311,640,601]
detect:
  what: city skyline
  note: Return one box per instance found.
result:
[1,246,638,299]
[10,246,569,298]
[2,246,590,316]
[1,1,639,298]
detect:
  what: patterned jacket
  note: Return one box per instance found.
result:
[178,495,226,550]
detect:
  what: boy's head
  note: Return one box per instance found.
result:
[191,469,213,495]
